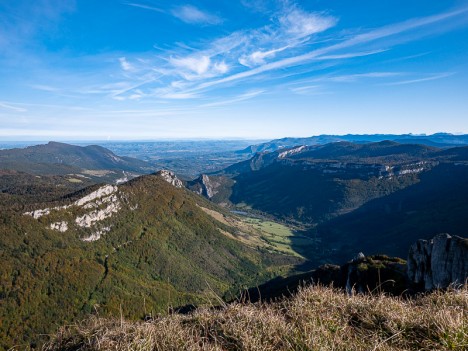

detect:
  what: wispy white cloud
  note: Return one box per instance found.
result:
[240,0,272,14]
[383,51,431,63]
[113,4,339,100]
[279,8,337,38]
[104,4,467,103]
[239,45,291,68]
[167,54,231,83]
[124,3,165,13]
[29,84,61,92]
[124,2,222,26]
[171,5,223,25]
[200,90,265,107]
[382,72,454,86]
[316,49,388,60]
[158,92,200,100]
[170,55,211,76]
[0,101,27,112]
[290,85,331,96]
[189,7,468,93]
[311,72,403,83]
[213,61,229,74]
[119,57,133,71]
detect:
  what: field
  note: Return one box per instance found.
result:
[198,206,316,259]
[241,218,316,258]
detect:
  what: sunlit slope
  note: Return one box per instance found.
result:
[0,174,298,349]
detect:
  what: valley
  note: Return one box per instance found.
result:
[84,140,262,179]
[2,2,468,349]
[0,136,467,350]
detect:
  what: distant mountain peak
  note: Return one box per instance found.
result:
[0,141,155,182]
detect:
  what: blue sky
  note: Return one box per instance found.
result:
[1,0,468,140]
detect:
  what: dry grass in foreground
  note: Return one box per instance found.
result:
[44,285,467,351]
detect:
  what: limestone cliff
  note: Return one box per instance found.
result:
[187,174,234,205]
[155,170,183,188]
[407,233,468,290]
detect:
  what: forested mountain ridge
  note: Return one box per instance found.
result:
[202,141,468,223]
[191,141,468,261]
[0,172,299,349]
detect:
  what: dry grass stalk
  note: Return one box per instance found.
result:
[44,285,468,351]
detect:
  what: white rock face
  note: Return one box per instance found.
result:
[83,193,118,210]
[24,185,121,241]
[278,145,306,159]
[25,208,52,219]
[408,233,468,290]
[82,227,111,242]
[115,171,129,185]
[50,221,68,232]
[156,170,183,188]
[74,185,118,206]
[195,174,223,199]
[24,185,119,219]
[75,202,121,228]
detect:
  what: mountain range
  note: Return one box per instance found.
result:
[0,137,467,349]
[191,140,468,261]
[238,133,468,154]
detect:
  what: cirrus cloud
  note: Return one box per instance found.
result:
[171,5,223,25]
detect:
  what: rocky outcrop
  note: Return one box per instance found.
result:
[156,170,183,188]
[341,254,408,295]
[25,184,121,241]
[50,221,68,233]
[24,185,119,219]
[75,185,117,206]
[187,174,233,205]
[75,201,121,228]
[408,233,468,290]
[192,174,217,199]
[241,255,408,302]
[278,145,307,159]
[82,227,111,242]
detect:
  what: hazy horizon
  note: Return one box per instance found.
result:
[1,132,467,146]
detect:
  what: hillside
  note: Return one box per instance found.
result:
[0,173,300,350]
[316,162,468,260]
[190,142,468,263]
[44,285,468,351]
[0,170,98,212]
[210,141,451,223]
[0,141,155,183]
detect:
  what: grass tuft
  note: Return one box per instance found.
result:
[44,285,468,351]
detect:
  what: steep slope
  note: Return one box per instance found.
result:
[193,142,468,265]
[316,162,468,260]
[222,141,440,177]
[187,174,235,205]
[210,142,444,223]
[0,174,299,349]
[287,141,437,161]
[0,141,155,183]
